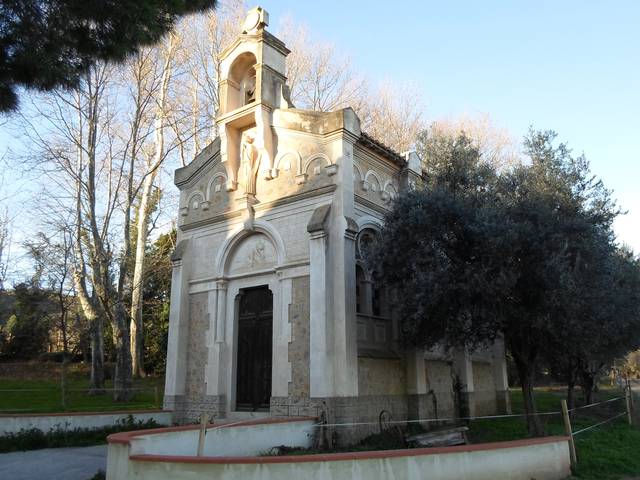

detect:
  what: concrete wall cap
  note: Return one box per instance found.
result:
[171,239,190,262]
[307,204,331,233]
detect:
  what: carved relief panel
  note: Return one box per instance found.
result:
[228,233,277,275]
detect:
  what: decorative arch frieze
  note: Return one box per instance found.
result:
[185,191,206,214]
[215,220,286,278]
[302,152,332,175]
[381,180,398,202]
[353,161,365,183]
[362,170,383,192]
[206,172,229,201]
[295,152,337,184]
[273,150,302,177]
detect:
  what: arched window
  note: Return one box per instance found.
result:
[226,52,258,112]
[355,226,394,355]
[355,228,388,319]
[356,265,365,314]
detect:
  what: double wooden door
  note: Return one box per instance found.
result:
[236,286,273,411]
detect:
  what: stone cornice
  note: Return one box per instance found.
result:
[355,195,391,215]
[174,138,221,189]
[253,185,337,212]
[179,210,242,232]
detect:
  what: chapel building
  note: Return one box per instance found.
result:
[164,6,510,430]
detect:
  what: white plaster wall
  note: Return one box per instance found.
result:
[113,438,571,480]
[128,420,315,458]
[261,207,314,262]
[190,230,228,279]
[0,411,172,436]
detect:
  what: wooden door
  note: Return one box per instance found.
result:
[236,286,273,411]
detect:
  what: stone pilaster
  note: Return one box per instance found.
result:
[308,205,334,397]
[492,338,512,414]
[405,350,429,420]
[453,348,476,418]
[164,240,190,410]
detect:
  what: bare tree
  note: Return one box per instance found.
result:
[359,82,426,153]
[17,63,120,393]
[278,17,424,152]
[0,207,11,291]
[129,33,181,378]
[278,17,367,113]
[427,113,521,169]
[25,226,77,406]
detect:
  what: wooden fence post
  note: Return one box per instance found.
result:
[561,399,577,467]
[197,413,209,457]
[625,387,633,426]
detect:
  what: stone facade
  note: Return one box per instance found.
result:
[164,6,511,438]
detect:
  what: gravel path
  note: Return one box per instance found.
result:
[0,444,107,480]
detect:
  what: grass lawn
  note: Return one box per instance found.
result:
[469,387,640,480]
[0,362,164,413]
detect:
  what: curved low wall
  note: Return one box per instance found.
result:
[107,418,571,480]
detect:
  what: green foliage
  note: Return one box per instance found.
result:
[372,133,507,350]
[0,0,217,111]
[0,415,161,453]
[1,282,54,358]
[142,229,175,374]
[373,128,640,433]
[416,127,497,195]
[87,471,106,480]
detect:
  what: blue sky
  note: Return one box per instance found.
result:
[266,0,640,251]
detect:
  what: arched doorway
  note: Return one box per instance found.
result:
[236,286,273,411]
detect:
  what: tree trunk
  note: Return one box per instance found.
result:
[74,269,104,392]
[130,173,156,378]
[90,312,105,392]
[581,373,595,405]
[512,349,544,436]
[113,300,133,401]
[565,361,578,414]
[567,382,575,413]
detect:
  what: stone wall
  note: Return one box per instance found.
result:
[472,361,497,416]
[288,276,310,401]
[176,292,226,423]
[425,359,455,420]
[358,358,406,396]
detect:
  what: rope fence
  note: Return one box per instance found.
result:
[313,410,563,429]
[561,387,634,468]
[572,412,627,436]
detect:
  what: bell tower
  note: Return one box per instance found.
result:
[217,6,292,195]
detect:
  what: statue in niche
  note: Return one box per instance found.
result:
[239,129,261,195]
[242,67,256,105]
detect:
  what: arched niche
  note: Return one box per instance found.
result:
[206,172,229,201]
[303,153,332,176]
[216,221,286,277]
[186,191,205,210]
[227,233,277,276]
[225,52,258,112]
[273,150,301,176]
[363,170,382,192]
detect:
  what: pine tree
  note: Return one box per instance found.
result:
[0,0,216,111]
